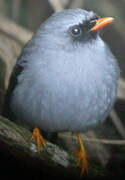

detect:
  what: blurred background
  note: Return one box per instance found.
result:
[0,0,125,179]
[1,0,125,74]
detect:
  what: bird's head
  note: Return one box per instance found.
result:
[38,9,114,49]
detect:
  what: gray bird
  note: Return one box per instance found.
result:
[3,9,120,174]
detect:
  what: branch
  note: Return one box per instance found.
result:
[0,115,79,178]
[110,110,125,138]
[0,16,33,45]
[118,78,125,100]
[0,115,110,178]
[48,0,65,12]
[60,133,125,145]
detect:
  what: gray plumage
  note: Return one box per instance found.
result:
[5,9,120,132]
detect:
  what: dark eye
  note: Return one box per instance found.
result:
[71,26,82,37]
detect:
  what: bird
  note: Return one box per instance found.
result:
[3,8,120,175]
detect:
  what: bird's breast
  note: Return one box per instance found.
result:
[10,46,119,132]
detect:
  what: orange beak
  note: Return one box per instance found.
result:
[90,17,114,32]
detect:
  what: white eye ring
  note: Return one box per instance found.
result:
[71,26,82,37]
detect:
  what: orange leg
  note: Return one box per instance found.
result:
[32,127,47,151]
[75,133,89,176]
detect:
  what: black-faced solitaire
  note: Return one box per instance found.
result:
[3,9,120,174]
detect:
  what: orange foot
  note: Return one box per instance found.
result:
[32,127,47,152]
[75,133,89,176]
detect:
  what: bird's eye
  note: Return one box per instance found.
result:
[71,26,82,37]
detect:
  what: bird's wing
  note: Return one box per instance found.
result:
[2,52,27,119]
